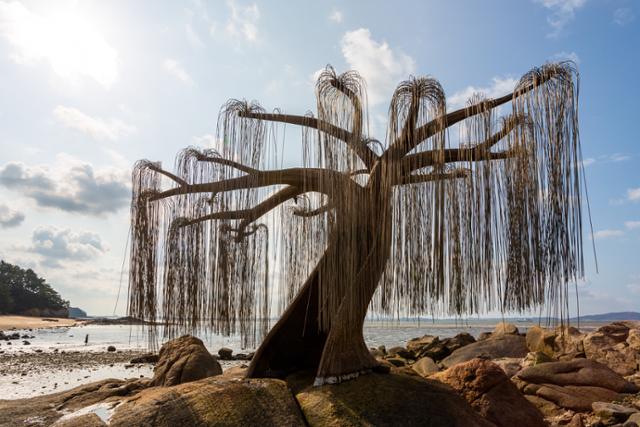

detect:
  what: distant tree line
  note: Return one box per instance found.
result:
[0,260,69,314]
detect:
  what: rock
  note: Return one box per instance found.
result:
[385,357,407,367]
[218,347,233,360]
[296,372,494,426]
[592,402,637,425]
[493,322,519,336]
[411,356,439,377]
[110,377,305,427]
[446,333,477,352]
[513,359,639,412]
[526,325,586,360]
[478,332,492,341]
[54,412,107,427]
[430,358,545,427]
[370,347,385,358]
[0,378,146,426]
[407,333,475,362]
[106,346,116,352]
[492,357,523,377]
[628,413,640,426]
[441,334,528,368]
[628,330,640,351]
[516,359,638,393]
[567,413,585,427]
[386,346,414,359]
[22,340,30,345]
[407,335,438,353]
[129,353,159,364]
[151,335,222,387]
[584,322,640,376]
[523,351,555,368]
[234,353,252,361]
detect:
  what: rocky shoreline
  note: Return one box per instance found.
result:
[0,321,638,426]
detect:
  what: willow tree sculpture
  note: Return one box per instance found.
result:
[128,62,585,385]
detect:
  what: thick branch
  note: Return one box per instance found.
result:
[293,202,335,218]
[195,153,258,175]
[177,186,301,231]
[148,168,359,202]
[147,164,189,187]
[387,75,553,161]
[238,111,377,170]
[401,116,523,173]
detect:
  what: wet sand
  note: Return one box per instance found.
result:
[0,316,84,330]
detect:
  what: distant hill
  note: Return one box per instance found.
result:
[572,312,640,321]
[68,307,88,318]
[0,260,69,317]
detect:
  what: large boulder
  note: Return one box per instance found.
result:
[295,372,494,427]
[151,335,222,386]
[407,333,476,362]
[441,334,528,368]
[525,325,585,360]
[513,358,639,413]
[109,377,305,426]
[583,321,640,376]
[430,359,545,427]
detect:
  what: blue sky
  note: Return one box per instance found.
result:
[0,0,638,316]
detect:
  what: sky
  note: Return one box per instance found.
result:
[0,0,638,317]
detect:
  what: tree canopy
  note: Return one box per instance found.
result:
[0,260,69,314]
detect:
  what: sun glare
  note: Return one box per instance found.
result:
[1,2,117,87]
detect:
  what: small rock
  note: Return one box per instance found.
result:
[130,353,159,364]
[22,340,30,345]
[386,357,407,367]
[493,322,519,335]
[387,346,414,360]
[218,347,233,360]
[478,332,491,341]
[412,356,439,377]
[627,413,640,426]
[34,349,42,353]
[592,402,637,425]
[107,345,116,352]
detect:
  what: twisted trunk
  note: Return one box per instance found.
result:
[247,188,392,383]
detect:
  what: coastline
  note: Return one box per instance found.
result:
[0,315,85,330]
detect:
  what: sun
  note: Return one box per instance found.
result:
[1,2,118,87]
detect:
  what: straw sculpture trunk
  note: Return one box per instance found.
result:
[128,62,586,385]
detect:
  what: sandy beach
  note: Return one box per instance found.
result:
[0,316,85,330]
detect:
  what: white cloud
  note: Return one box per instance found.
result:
[535,0,587,37]
[628,187,640,202]
[0,1,118,87]
[0,155,130,215]
[340,28,415,106]
[448,77,518,110]
[552,51,581,64]
[163,58,194,86]
[580,158,595,167]
[609,153,631,162]
[329,9,343,23]
[29,226,107,266]
[625,221,640,230]
[591,229,623,240]
[0,203,24,228]
[225,0,259,43]
[613,8,635,26]
[53,106,135,141]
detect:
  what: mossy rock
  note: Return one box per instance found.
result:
[296,372,494,427]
